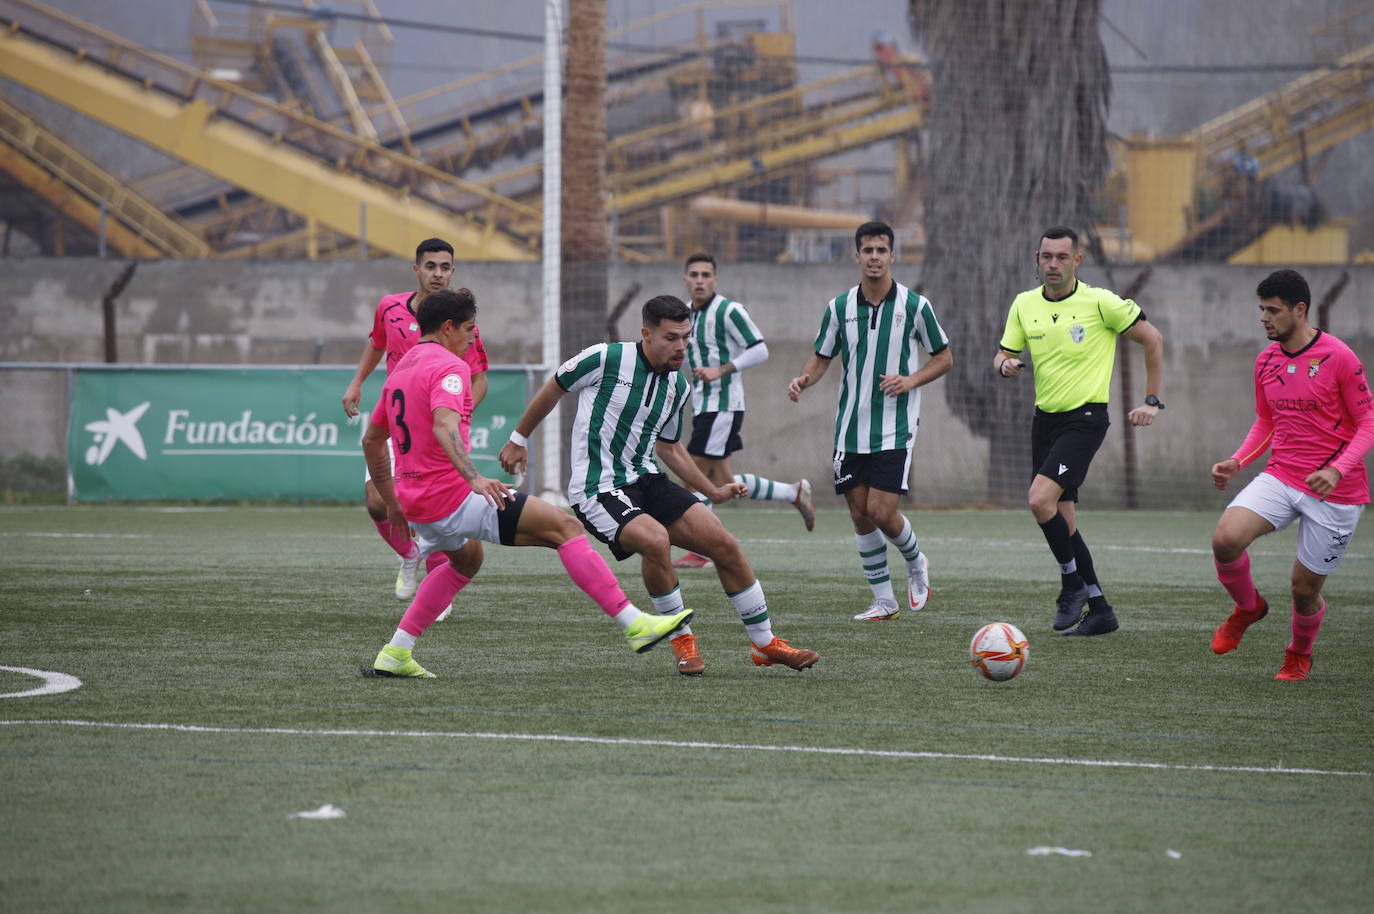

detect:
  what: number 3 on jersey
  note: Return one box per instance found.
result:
[389,389,411,454]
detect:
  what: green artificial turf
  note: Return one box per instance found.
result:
[1,504,1370,912]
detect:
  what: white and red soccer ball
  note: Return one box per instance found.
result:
[970,622,1029,682]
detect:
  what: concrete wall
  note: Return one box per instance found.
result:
[3,258,1372,509]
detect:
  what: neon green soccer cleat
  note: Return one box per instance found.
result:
[623,609,694,654]
[369,645,436,678]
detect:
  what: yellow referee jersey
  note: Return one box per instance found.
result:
[999,280,1142,413]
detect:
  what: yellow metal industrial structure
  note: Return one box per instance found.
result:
[1121,39,1374,263]
[0,0,537,260]
[0,95,209,258]
[0,0,926,261]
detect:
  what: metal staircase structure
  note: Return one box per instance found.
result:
[1153,40,1374,261]
[0,0,928,261]
[0,0,538,260]
[0,94,209,258]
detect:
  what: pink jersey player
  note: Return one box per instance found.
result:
[1210,269,1374,683]
[370,341,474,524]
[370,290,489,376]
[361,288,689,679]
[1230,330,1374,504]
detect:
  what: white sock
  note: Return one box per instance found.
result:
[611,604,643,630]
[856,529,896,607]
[388,629,417,650]
[733,474,798,503]
[885,515,921,569]
[650,586,691,636]
[729,580,774,647]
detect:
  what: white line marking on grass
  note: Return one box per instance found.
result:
[0,669,83,699]
[1,532,150,539]
[0,719,1367,778]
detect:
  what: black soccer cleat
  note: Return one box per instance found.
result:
[1053,584,1091,630]
[1062,605,1119,637]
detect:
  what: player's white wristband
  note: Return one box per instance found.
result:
[508,430,529,448]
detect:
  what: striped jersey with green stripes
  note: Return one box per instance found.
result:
[684,293,765,413]
[556,341,691,503]
[813,281,949,454]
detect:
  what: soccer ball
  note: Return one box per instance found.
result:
[969,622,1029,682]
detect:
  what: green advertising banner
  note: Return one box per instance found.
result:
[68,367,529,501]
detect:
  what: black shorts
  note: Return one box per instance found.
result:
[833,448,912,495]
[571,473,701,561]
[1030,403,1110,503]
[687,411,744,459]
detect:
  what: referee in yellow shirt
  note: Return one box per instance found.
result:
[994,226,1165,636]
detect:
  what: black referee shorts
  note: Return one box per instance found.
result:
[1030,402,1110,503]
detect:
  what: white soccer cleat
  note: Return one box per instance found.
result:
[907,552,930,612]
[395,549,420,600]
[435,600,455,622]
[852,601,901,621]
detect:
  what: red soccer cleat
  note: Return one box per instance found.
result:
[1274,649,1312,681]
[671,551,714,569]
[1211,596,1268,655]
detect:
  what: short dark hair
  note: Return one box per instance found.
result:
[1256,269,1310,311]
[854,221,895,251]
[417,288,477,334]
[642,294,690,327]
[1040,226,1079,248]
[684,251,716,272]
[415,237,454,263]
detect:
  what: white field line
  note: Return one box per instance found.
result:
[0,668,83,699]
[0,719,1367,778]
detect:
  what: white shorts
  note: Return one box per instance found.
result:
[364,438,396,484]
[1229,472,1364,574]
[410,490,527,557]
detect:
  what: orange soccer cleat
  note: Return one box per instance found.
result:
[670,632,705,675]
[749,637,819,671]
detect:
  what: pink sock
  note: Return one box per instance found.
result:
[1214,553,1259,612]
[557,535,630,617]
[1287,600,1326,655]
[397,563,469,637]
[374,519,416,559]
[425,551,448,574]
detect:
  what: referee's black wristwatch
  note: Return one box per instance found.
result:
[1144,395,1165,409]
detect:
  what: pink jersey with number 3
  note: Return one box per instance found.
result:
[1232,330,1374,505]
[370,341,474,522]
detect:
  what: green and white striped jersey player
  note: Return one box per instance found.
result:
[789,221,953,621]
[500,294,821,676]
[675,252,816,569]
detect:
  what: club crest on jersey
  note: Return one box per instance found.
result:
[441,374,465,395]
[1309,359,1321,378]
[1070,324,1086,343]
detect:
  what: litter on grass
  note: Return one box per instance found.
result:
[290,804,346,820]
[1166,849,1183,859]
[1026,846,1092,857]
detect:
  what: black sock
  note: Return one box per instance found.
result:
[1038,514,1083,591]
[1071,530,1111,610]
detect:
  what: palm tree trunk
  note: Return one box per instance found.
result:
[909,0,1110,504]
